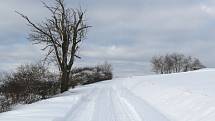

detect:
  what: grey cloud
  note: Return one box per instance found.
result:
[0,0,215,76]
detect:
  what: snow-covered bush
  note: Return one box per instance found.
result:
[0,96,11,113]
[70,63,113,87]
[0,64,60,105]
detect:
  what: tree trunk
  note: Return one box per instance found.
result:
[60,71,70,93]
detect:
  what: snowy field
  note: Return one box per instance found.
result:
[0,69,215,121]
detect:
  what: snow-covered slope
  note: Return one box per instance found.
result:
[0,69,215,121]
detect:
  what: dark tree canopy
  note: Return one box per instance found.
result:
[17,0,90,92]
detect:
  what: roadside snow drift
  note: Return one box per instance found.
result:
[0,69,215,121]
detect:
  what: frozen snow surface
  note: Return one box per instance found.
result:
[1,69,215,121]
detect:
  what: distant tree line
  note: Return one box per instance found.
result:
[151,53,205,74]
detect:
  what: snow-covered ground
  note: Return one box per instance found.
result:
[0,69,215,121]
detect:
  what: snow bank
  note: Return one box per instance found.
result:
[118,68,215,121]
[0,69,215,121]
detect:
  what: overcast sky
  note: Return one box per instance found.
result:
[0,0,215,77]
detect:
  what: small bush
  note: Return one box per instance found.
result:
[70,62,113,86]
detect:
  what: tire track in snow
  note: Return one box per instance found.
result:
[91,87,117,121]
[111,88,143,121]
[56,83,171,121]
[91,86,143,121]
[55,87,99,121]
[91,87,109,121]
[116,86,171,121]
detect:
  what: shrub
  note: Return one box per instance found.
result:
[69,62,113,86]
[0,64,60,105]
[0,96,11,113]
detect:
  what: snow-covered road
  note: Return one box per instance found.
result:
[60,83,170,121]
[1,69,215,121]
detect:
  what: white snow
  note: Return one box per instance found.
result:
[0,69,215,121]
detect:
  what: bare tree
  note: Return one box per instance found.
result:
[191,58,205,70]
[151,53,205,74]
[17,0,90,92]
[151,56,165,74]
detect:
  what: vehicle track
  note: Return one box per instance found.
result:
[59,84,171,121]
[116,86,171,121]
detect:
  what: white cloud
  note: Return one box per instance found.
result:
[201,5,215,16]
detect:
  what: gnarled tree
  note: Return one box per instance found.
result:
[17,0,90,92]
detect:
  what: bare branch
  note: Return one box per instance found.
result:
[15,11,52,39]
[17,0,90,92]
